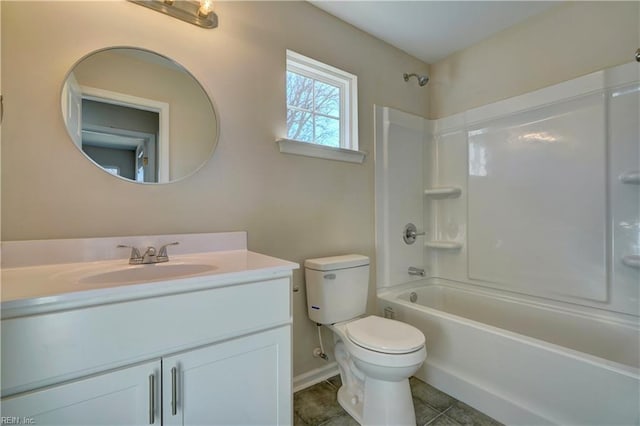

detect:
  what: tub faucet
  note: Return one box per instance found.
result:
[408,266,425,277]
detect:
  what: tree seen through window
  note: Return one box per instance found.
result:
[286,71,341,147]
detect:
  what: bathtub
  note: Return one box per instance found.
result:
[378,279,640,425]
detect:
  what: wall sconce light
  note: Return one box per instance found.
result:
[128,0,218,29]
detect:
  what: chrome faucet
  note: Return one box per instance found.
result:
[117,245,142,264]
[142,246,157,264]
[118,242,179,264]
[157,242,179,262]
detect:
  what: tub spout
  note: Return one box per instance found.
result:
[408,267,425,277]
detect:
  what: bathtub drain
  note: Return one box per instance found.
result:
[409,292,418,303]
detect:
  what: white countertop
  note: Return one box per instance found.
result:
[1,250,298,319]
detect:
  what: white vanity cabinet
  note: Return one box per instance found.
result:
[1,243,297,426]
[3,326,290,426]
[163,326,290,425]
[1,360,161,425]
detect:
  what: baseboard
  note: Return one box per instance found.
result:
[293,362,340,393]
[416,361,555,426]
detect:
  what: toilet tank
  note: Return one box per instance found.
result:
[304,254,370,324]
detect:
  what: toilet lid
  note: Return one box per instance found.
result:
[345,316,425,354]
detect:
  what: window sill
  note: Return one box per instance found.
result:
[276,139,366,164]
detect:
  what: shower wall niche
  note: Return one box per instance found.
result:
[375,62,639,318]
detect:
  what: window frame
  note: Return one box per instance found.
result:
[286,50,359,151]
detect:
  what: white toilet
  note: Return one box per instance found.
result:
[305,254,427,426]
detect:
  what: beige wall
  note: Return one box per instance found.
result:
[428,2,639,118]
[0,1,428,377]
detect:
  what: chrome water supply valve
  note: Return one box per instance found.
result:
[403,223,425,245]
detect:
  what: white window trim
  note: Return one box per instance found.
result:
[280,50,365,163]
[277,138,366,164]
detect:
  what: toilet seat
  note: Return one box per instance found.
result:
[329,320,427,369]
[345,316,425,354]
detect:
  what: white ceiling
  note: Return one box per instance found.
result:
[310,1,560,64]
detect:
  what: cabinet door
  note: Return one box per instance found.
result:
[1,360,160,425]
[163,326,291,426]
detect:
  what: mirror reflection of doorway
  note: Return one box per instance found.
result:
[81,100,159,182]
[62,71,170,183]
[82,99,159,182]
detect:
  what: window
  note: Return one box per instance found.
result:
[280,50,363,163]
[287,72,341,147]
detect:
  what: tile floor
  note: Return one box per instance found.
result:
[294,376,503,426]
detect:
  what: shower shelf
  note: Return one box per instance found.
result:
[425,241,463,249]
[622,255,640,269]
[424,187,462,198]
[619,171,640,184]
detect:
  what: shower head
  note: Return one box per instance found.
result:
[403,73,429,87]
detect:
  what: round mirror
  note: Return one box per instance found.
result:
[61,47,218,183]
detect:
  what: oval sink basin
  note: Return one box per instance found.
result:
[79,263,217,285]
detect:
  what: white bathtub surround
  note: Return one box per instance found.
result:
[374,62,639,425]
[1,232,298,425]
[375,61,640,316]
[374,107,427,288]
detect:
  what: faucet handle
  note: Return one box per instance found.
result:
[158,242,179,259]
[403,223,425,245]
[117,245,142,264]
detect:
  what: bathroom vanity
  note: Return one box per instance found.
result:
[1,232,298,425]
